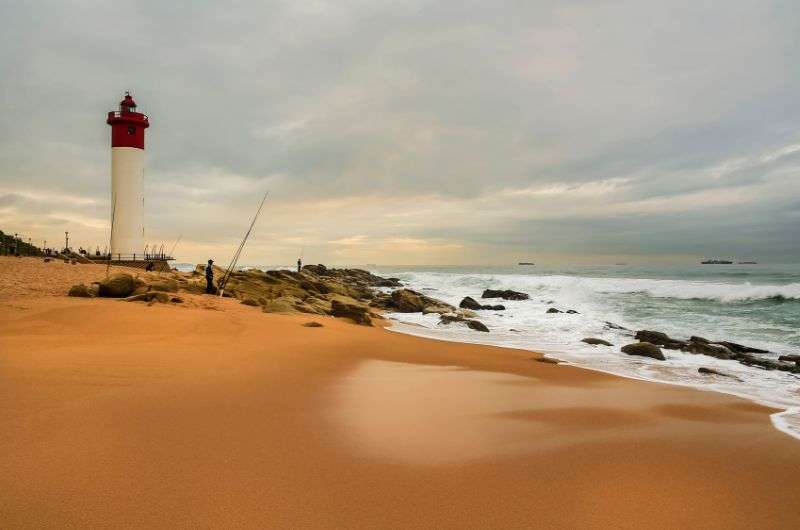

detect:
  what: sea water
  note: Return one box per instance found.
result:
[368,264,800,440]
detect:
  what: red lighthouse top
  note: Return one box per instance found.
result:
[107,91,150,149]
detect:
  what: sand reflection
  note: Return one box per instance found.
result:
[329,360,629,464]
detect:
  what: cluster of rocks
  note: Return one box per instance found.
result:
[578,327,800,374]
[67,264,494,330]
[68,272,183,304]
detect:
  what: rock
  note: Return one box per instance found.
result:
[690,336,710,344]
[778,355,800,364]
[459,296,483,310]
[535,357,560,364]
[713,341,769,354]
[330,300,372,326]
[582,337,613,346]
[422,304,455,315]
[170,296,183,303]
[683,342,735,360]
[604,321,630,331]
[67,284,93,297]
[302,321,324,328]
[736,353,798,372]
[438,314,489,332]
[634,330,674,346]
[98,273,136,298]
[546,308,562,314]
[662,341,687,350]
[388,289,454,313]
[262,296,301,314]
[459,296,505,311]
[621,342,665,361]
[148,279,178,293]
[698,367,742,381]
[467,320,489,332]
[481,289,529,301]
[241,298,260,306]
[565,309,579,314]
[124,292,170,303]
[456,309,478,318]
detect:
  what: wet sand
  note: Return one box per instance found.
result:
[1,257,800,528]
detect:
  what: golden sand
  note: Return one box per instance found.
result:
[1,257,799,528]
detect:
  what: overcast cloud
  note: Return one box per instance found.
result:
[1,0,798,265]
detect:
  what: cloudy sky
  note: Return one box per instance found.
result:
[1,0,799,265]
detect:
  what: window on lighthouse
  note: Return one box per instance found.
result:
[127,126,136,135]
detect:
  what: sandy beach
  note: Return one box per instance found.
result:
[1,257,799,528]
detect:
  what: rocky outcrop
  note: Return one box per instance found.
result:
[481,289,529,301]
[621,342,665,361]
[683,342,735,360]
[546,308,562,314]
[330,300,373,326]
[241,298,260,306]
[582,337,613,346]
[98,273,139,298]
[302,321,323,328]
[459,296,505,311]
[778,355,800,364]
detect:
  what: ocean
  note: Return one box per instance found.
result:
[369,264,800,439]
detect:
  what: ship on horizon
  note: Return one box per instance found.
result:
[701,259,733,264]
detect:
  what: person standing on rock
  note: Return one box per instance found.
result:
[205,259,215,294]
[297,257,302,273]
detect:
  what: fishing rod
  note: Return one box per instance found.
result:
[219,191,269,297]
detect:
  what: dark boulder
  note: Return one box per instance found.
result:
[439,314,489,332]
[302,321,324,328]
[736,353,798,372]
[459,296,483,310]
[662,341,688,350]
[634,330,674,346]
[98,273,137,298]
[778,354,800,364]
[467,320,490,332]
[621,342,665,361]
[582,337,613,347]
[683,342,735,360]
[481,289,529,301]
[546,308,562,314]
[330,300,372,326]
[459,296,505,311]
[566,309,579,314]
[713,341,769,354]
[690,335,710,344]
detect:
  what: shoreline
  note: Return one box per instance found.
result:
[2,257,800,527]
[384,319,800,442]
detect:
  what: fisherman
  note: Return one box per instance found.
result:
[297,257,302,272]
[205,259,215,294]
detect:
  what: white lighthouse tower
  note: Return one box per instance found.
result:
[107,92,149,257]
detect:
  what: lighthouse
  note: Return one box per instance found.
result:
[107,92,149,257]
